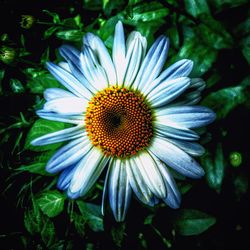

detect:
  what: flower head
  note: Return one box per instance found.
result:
[31,21,216,221]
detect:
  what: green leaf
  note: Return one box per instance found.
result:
[209,0,248,10]
[111,222,126,248]
[240,35,250,64]
[174,209,216,236]
[17,162,48,175]
[99,16,119,43]
[43,10,61,24]
[56,30,84,42]
[144,214,154,225]
[24,198,43,234]
[202,85,246,119]
[73,212,86,237]
[44,26,61,39]
[25,119,68,152]
[173,38,217,77]
[125,1,168,23]
[36,190,66,218]
[201,143,225,192]
[41,217,56,247]
[103,0,124,16]
[17,152,55,175]
[184,0,210,17]
[77,200,104,232]
[25,68,61,93]
[0,69,5,94]
[234,174,248,201]
[196,15,233,49]
[10,79,25,93]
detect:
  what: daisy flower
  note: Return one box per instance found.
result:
[31,21,215,222]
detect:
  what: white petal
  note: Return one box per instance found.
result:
[126,31,147,55]
[80,49,108,90]
[59,45,97,94]
[147,77,191,108]
[44,88,75,101]
[152,156,181,209]
[108,158,132,222]
[112,21,126,85]
[46,135,92,174]
[133,36,169,90]
[165,138,205,156]
[58,62,71,72]
[126,159,156,206]
[144,59,193,95]
[133,152,166,198]
[43,96,88,115]
[36,110,84,125]
[150,136,205,178]
[46,62,92,99]
[123,35,143,87]
[169,78,206,107]
[155,106,216,129]
[101,163,111,216]
[31,125,84,146]
[68,148,109,197]
[57,165,77,191]
[155,123,199,141]
[84,33,116,85]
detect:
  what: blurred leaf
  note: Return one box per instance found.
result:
[240,35,250,64]
[44,26,61,39]
[234,17,250,37]
[174,38,217,76]
[234,174,248,201]
[18,162,47,175]
[128,0,143,5]
[0,69,4,94]
[103,0,125,16]
[24,198,43,234]
[174,209,216,236]
[125,2,168,23]
[17,151,55,175]
[62,16,83,29]
[111,222,126,247]
[168,26,181,49]
[73,212,86,236]
[184,0,210,17]
[206,72,222,88]
[41,47,50,64]
[25,68,61,93]
[56,30,84,41]
[37,190,66,218]
[135,21,164,46]
[98,16,119,43]
[10,79,25,93]
[83,0,102,10]
[144,214,155,225]
[43,10,61,24]
[77,200,104,232]
[208,0,248,10]
[25,119,67,151]
[202,85,246,119]
[201,143,225,192]
[196,15,233,49]
[41,217,56,247]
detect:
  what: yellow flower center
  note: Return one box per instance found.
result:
[85,86,153,158]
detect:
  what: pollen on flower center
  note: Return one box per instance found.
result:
[85,86,153,158]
